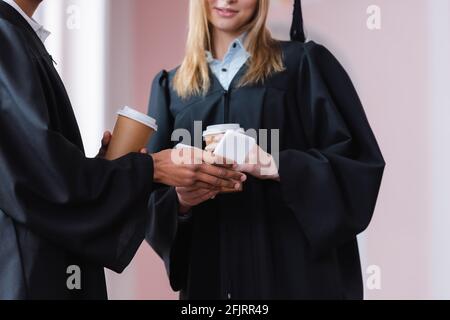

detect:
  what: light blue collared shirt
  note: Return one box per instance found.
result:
[206,34,251,91]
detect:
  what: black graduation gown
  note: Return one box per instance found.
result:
[0,2,154,300]
[146,40,385,300]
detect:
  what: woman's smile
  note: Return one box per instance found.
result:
[214,7,239,18]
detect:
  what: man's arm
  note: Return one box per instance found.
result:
[0,19,155,273]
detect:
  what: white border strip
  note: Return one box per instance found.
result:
[429,0,450,300]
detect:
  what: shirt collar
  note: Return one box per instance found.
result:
[206,33,249,64]
[2,0,50,43]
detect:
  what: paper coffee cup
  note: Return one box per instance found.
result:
[203,124,243,151]
[203,124,245,194]
[105,106,158,160]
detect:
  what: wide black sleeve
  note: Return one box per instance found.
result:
[0,20,154,273]
[145,71,192,291]
[278,42,385,256]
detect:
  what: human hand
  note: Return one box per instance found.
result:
[234,144,280,181]
[96,131,112,159]
[176,186,220,214]
[151,147,247,189]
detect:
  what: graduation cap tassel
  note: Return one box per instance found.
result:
[290,0,306,42]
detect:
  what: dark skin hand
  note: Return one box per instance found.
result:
[151,149,246,189]
[170,146,247,214]
[97,131,246,191]
[96,131,112,159]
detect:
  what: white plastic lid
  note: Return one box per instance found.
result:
[174,143,195,150]
[202,124,242,137]
[117,106,158,131]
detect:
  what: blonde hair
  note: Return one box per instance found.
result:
[173,0,285,99]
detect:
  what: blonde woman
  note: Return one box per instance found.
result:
[146,0,385,300]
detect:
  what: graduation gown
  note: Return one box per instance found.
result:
[146,40,385,300]
[0,2,154,300]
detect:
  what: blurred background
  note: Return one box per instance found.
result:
[34,0,450,299]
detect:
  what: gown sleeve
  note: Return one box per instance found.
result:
[278,42,386,256]
[145,70,192,291]
[0,21,154,273]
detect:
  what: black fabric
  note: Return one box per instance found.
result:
[0,2,154,300]
[291,0,305,42]
[146,40,385,300]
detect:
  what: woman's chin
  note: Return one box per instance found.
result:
[213,23,243,35]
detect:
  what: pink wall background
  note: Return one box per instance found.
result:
[299,0,430,300]
[103,0,190,300]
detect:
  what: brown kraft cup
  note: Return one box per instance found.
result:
[105,106,158,160]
